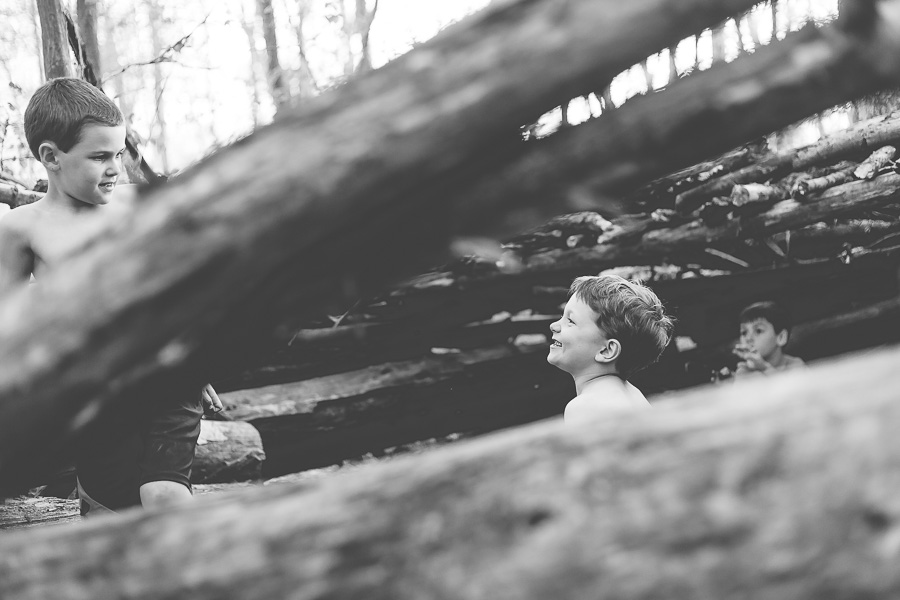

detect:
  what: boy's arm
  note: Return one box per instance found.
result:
[0,218,36,292]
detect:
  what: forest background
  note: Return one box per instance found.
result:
[4,0,890,195]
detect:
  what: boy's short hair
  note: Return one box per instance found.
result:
[24,77,124,159]
[740,301,791,335]
[570,274,674,376]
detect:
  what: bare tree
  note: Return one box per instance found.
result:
[711,19,728,65]
[256,0,289,111]
[75,0,101,77]
[36,0,74,78]
[289,0,317,100]
[240,2,265,127]
[146,0,170,173]
[29,0,46,81]
[340,0,379,74]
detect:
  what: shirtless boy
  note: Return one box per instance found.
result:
[548,274,674,425]
[0,78,220,514]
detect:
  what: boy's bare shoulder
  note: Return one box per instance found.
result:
[0,202,42,237]
[785,355,805,368]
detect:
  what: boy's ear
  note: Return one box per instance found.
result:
[776,329,789,347]
[38,142,61,171]
[595,339,621,364]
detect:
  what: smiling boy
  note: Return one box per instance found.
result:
[548,275,674,424]
[0,78,221,515]
[733,301,804,377]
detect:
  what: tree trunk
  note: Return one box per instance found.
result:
[147,0,170,173]
[239,2,265,127]
[75,0,101,77]
[667,45,678,83]
[2,347,900,598]
[641,57,655,92]
[29,0,46,81]
[0,0,771,498]
[711,20,728,64]
[256,0,289,111]
[36,0,74,78]
[290,0,317,100]
[354,0,378,73]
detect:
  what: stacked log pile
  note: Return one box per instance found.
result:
[195,112,900,482]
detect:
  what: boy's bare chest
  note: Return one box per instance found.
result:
[29,211,119,270]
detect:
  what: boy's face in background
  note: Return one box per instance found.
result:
[52,123,126,207]
[548,295,609,375]
[739,318,786,362]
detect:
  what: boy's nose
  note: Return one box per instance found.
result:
[549,320,561,333]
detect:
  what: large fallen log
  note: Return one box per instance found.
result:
[223,343,571,477]
[0,0,771,498]
[2,344,900,599]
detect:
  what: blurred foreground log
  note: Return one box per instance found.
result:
[2,345,900,599]
[0,0,768,498]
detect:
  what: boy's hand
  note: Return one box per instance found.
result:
[201,383,224,413]
[733,343,772,374]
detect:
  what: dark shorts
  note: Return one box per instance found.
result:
[75,386,203,513]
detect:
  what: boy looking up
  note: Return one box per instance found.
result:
[548,274,674,424]
[0,78,220,515]
[733,301,805,378]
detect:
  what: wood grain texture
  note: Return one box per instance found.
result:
[2,345,900,599]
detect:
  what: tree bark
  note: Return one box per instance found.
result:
[0,0,770,498]
[36,0,74,78]
[0,496,79,530]
[2,346,900,599]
